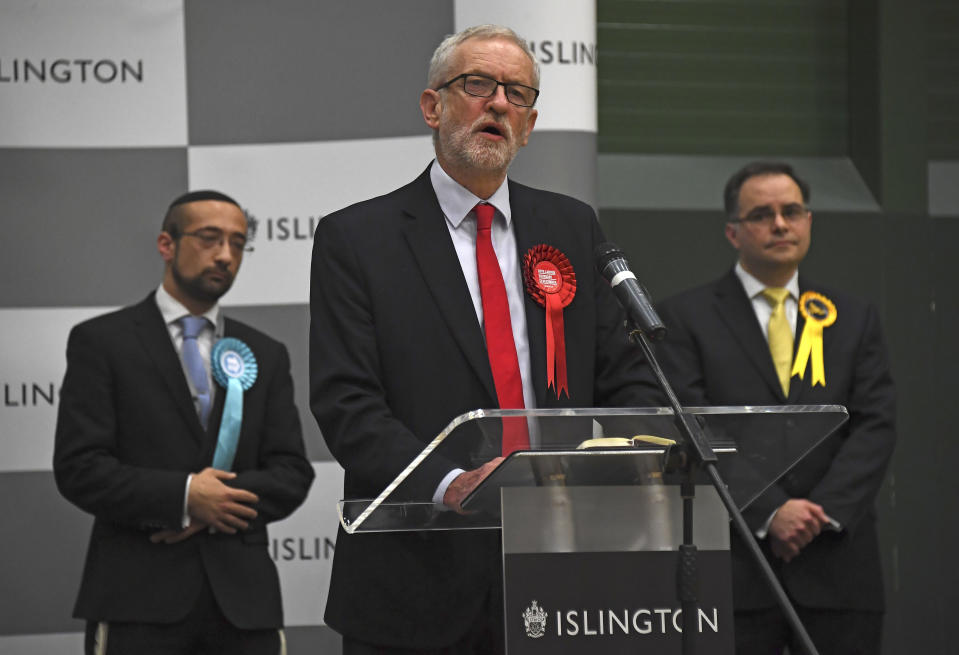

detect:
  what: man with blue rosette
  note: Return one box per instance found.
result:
[54,190,314,655]
[655,162,897,655]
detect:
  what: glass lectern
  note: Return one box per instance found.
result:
[336,405,848,654]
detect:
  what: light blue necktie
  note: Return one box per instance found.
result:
[179,315,211,428]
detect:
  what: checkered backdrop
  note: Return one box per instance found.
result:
[0,1,596,652]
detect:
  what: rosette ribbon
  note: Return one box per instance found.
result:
[523,245,576,398]
[211,337,258,470]
[790,291,837,387]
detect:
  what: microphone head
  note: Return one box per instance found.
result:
[593,242,627,272]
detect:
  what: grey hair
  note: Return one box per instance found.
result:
[427,24,540,90]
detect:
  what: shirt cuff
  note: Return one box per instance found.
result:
[824,515,842,532]
[756,507,778,539]
[433,468,466,508]
[181,474,193,529]
[757,505,844,539]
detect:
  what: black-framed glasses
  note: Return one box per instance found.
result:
[728,204,810,226]
[181,228,249,253]
[435,73,539,107]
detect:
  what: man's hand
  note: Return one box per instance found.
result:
[768,498,830,562]
[187,467,259,533]
[443,458,504,514]
[149,521,207,544]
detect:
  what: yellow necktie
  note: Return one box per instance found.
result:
[762,287,793,396]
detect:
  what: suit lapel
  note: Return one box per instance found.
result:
[510,182,550,407]
[401,169,498,403]
[713,271,788,400]
[130,294,207,445]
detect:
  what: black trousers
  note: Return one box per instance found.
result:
[83,574,282,655]
[734,605,883,655]
[342,584,504,655]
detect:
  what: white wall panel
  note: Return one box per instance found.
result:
[272,462,344,627]
[0,307,115,472]
[454,0,597,132]
[0,0,187,147]
[188,136,435,306]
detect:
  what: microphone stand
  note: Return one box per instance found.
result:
[628,327,820,655]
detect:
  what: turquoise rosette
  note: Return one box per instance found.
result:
[211,338,258,470]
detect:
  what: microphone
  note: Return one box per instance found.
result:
[594,242,667,341]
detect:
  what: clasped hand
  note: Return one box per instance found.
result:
[768,498,831,562]
[443,457,504,514]
[150,467,259,544]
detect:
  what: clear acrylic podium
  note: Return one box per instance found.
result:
[336,406,849,654]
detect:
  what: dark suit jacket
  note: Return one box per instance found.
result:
[656,270,896,611]
[54,294,314,629]
[310,165,661,648]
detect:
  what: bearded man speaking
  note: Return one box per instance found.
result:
[310,24,660,655]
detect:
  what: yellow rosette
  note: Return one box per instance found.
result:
[791,291,837,387]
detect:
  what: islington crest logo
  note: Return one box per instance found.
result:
[243,210,258,252]
[523,600,547,638]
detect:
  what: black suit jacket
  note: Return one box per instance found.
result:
[54,294,314,629]
[310,166,660,648]
[656,270,896,611]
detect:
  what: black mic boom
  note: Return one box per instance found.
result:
[594,242,667,341]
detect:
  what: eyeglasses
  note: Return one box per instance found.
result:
[181,228,249,253]
[435,73,539,108]
[728,204,810,226]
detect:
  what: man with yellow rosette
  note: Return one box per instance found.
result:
[656,161,896,655]
[54,190,314,655]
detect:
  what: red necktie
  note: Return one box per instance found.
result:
[474,203,530,455]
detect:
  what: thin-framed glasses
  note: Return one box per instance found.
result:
[181,228,250,253]
[728,204,810,226]
[434,73,539,107]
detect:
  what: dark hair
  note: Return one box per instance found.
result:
[723,161,810,218]
[161,190,241,238]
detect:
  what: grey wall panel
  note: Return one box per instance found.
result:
[0,633,83,654]
[0,148,187,308]
[929,217,959,643]
[0,472,89,635]
[599,208,888,305]
[224,303,329,461]
[285,625,341,653]
[509,130,597,208]
[598,208,730,301]
[598,154,879,212]
[878,213,939,652]
[185,0,454,145]
[928,160,959,217]
[0,625,343,654]
[925,1,959,159]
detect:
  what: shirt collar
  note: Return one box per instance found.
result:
[429,159,512,228]
[155,283,223,336]
[734,262,799,300]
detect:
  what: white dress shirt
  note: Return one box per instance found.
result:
[733,262,799,339]
[428,161,538,504]
[154,283,224,527]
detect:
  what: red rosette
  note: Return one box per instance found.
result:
[523,245,576,398]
